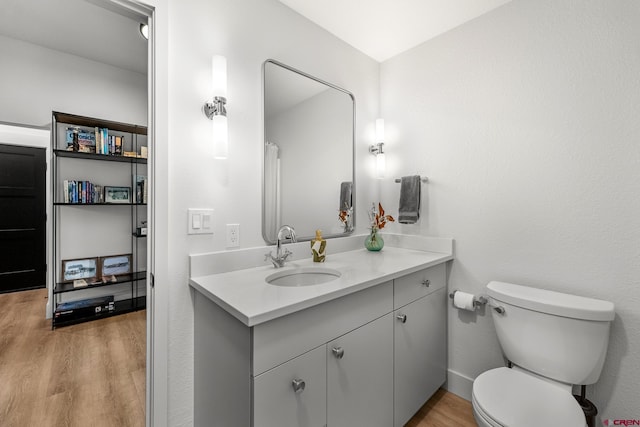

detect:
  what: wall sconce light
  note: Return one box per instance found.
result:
[204,55,228,159]
[369,118,386,179]
[139,23,149,40]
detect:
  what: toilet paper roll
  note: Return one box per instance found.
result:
[453,291,476,311]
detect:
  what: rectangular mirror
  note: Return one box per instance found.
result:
[262,59,355,244]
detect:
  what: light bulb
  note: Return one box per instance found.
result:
[212,115,228,159]
[376,152,386,179]
[375,118,385,143]
[212,55,227,99]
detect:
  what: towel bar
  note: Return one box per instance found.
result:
[395,177,428,183]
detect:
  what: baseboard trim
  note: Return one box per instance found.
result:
[445,369,473,401]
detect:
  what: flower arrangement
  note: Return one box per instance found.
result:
[365,203,394,251]
[369,202,395,230]
[338,204,353,232]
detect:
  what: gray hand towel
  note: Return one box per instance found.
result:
[339,181,352,210]
[398,175,421,224]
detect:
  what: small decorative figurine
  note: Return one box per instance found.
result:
[311,229,327,262]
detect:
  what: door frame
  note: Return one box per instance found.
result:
[101,1,165,426]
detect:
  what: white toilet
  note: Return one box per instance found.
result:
[472,281,614,427]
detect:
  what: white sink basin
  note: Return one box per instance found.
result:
[266,267,341,287]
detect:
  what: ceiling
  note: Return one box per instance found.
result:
[0,0,510,77]
[279,0,512,62]
[0,0,148,74]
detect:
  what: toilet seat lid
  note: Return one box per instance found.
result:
[472,368,585,427]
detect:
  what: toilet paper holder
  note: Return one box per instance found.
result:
[448,290,505,314]
[448,290,487,309]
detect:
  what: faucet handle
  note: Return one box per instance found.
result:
[264,252,273,261]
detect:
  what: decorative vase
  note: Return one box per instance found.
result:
[364,227,384,251]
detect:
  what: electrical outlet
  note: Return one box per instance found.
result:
[226,224,240,247]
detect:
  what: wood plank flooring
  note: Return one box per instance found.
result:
[1,288,477,426]
[0,289,145,427]
[407,388,477,427]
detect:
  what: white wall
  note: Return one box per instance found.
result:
[380,0,640,419]
[0,35,147,127]
[166,0,379,423]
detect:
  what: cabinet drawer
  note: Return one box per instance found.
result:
[253,282,393,375]
[394,263,445,308]
[253,345,326,427]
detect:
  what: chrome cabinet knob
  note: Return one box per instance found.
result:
[396,314,407,323]
[421,279,431,287]
[292,378,306,393]
[332,347,344,359]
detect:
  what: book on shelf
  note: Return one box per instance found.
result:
[102,128,108,155]
[94,127,110,155]
[63,180,102,203]
[84,127,126,156]
[71,181,77,203]
[95,127,101,154]
[133,174,147,204]
[108,135,124,155]
[63,180,69,203]
[115,135,123,155]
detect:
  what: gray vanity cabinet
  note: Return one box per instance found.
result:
[393,264,447,427]
[193,262,448,427]
[327,313,393,427]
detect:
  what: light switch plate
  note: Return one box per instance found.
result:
[188,209,214,235]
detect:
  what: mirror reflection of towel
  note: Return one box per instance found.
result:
[339,181,352,210]
[398,175,420,224]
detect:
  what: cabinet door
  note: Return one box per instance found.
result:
[253,345,326,427]
[394,287,447,427]
[327,313,393,427]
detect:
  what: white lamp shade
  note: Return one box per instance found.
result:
[376,152,386,179]
[212,55,227,98]
[375,118,385,143]
[212,115,228,159]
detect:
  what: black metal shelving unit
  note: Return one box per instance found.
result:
[51,112,148,329]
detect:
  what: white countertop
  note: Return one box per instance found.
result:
[190,245,452,326]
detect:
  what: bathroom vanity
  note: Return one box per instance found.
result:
[190,237,452,427]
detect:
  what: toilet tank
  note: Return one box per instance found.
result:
[487,281,614,385]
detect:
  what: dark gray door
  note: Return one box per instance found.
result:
[0,144,46,293]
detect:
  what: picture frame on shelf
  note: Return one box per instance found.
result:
[104,186,131,204]
[99,253,132,278]
[61,257,98,283]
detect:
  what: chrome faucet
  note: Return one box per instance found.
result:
[265,225,297,268]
